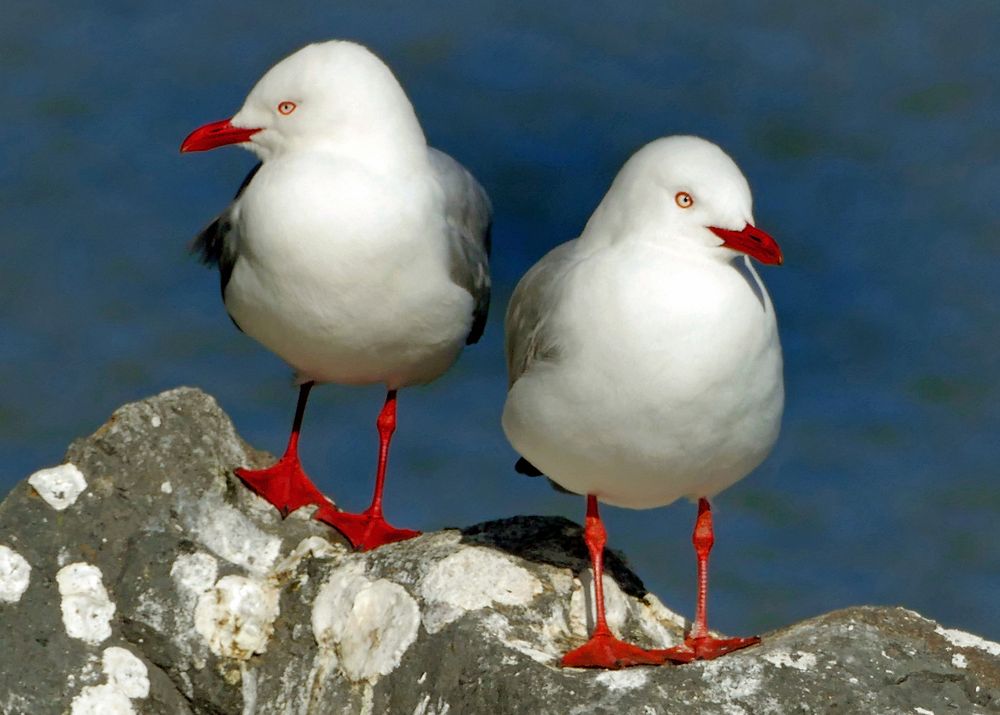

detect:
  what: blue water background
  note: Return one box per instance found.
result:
[2,1,999,638]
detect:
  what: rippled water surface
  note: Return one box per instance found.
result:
[2,1,998,638]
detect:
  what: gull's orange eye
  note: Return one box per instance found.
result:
[675,191,694,208]
[277,101,297,115]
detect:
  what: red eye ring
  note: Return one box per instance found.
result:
[277,101,297,115]
[675,191,694,208]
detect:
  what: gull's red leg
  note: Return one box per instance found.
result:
[562,495,687,668]
[314,389,420,551]
[235,382,330,516]
[662,498,760,661]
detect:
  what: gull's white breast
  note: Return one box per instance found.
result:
[502,242,783,508]
[224,152,473,388]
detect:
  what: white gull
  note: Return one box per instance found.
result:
[182,41,491,551]
[502,135,783,668]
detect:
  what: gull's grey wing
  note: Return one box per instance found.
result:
[505,239,579,388]
[429,148,492,345]
[190,162,261,329]
[507,241,582,490]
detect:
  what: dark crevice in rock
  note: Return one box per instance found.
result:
[460,515,648,598]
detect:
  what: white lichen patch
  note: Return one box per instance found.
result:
[634,593,687,648]
[477,611,557,665]
[413,694,452,715]
[526,599,574,659]
[639,592,686,629]
[77,653,103,686]
[70,685,133,715]
[2,694,35,715]
[545,567,576,596]
[0,545,31,603]
[160,481,172,494]
[171,552,219,598]
[102,647,150,698]
[70,646,149,715]
[595,668,650,691]
[313,565,420,682]
[168,552,218,667]
[240,664,258,715]
[505,638,557,665]
[698,657,764,703]
[134,590,167,632]
[195,575,280,659]
[419,547,542,634]
[935,625,1000,657]
[270,536,340,584]
[189,501,282,576]
[28,463,87,510]
[569,569,629,637]
[57,563,116,644]
[762,649,818,671]
[952,653,968,668]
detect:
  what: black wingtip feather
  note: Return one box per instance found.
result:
[189,216,224,265]
[188,162,262,302]
[515,457,578,495]
[515,457,543,476]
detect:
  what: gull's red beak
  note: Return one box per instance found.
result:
[709,224,783,266]
[180,118,261,153]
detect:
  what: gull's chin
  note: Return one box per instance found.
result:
[243,138,272,160]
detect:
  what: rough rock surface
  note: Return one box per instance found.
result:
[1,387,998,715]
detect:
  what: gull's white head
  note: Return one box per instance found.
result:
[582,135,782,265]
[181,41,425,162]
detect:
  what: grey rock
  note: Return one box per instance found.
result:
[0,387,997,714]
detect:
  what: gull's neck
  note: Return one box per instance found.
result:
[269,130,430,174]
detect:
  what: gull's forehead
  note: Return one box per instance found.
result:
[250,49,324,99]
[640,137,748,190]
[248,41,371,101]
